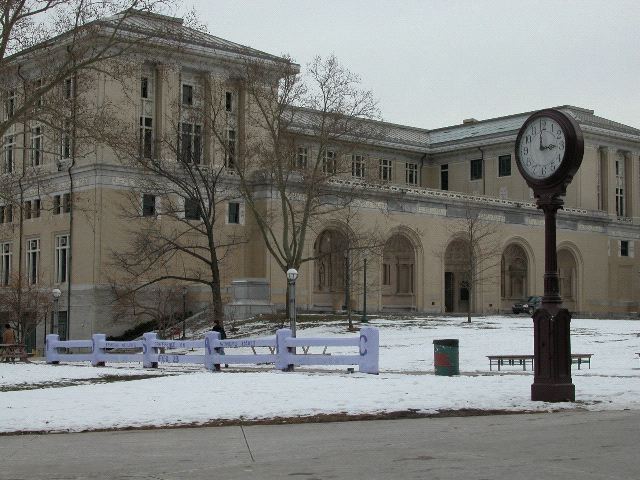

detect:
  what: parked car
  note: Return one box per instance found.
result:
[512,296,542,314]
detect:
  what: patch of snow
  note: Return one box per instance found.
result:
[1,316,639,433]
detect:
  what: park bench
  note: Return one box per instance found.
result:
[571,353,593,370]
[488,354,534,371]
[0,344,31,363]
[488,353,593,371]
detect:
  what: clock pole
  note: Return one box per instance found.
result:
[531,192,575,402]
[514,108,583,403]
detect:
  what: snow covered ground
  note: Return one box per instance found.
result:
[1,315,639,434]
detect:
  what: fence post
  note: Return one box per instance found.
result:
[275,328,293,371]
[46,334,60,364]
[91,334,107,367]
[358,327,379,374]
[204,331,220,371]
[142,332,158,368]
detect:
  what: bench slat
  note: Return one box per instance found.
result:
[487,354,593,371]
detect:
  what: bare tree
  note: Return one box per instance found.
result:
[0,273,53,343]
[111,281,184,338]
[444,205,503,323]
[232,55,383,306]
[0,0,176,137]
[105,75,251,327]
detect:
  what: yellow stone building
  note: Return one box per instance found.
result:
[0,12,638,349]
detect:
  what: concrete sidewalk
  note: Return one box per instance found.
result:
[1,410,637,479]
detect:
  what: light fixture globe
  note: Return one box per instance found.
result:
[52,288,62,299]
[286,268,298,281]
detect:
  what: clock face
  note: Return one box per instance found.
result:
[517,116,567,180]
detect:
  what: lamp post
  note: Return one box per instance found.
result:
[361,257,368,323]
[52,288,62,338]
[182,286,187,340]
[344,250,353,330]
[286,268,298,337]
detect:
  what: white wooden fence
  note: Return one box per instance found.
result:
[45,327,379,374]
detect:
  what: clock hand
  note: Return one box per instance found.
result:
[547,144,556,150]
[539,127,543,150]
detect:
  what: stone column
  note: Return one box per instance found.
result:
[605,147,617,216]
[624,150,639,222]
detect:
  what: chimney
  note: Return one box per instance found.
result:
[463,118,479,125]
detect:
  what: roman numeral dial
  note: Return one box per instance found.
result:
[517,115,566,180]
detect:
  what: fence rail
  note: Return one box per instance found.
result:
[45,327,379,374]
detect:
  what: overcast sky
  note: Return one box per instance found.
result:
[183,0,639,130]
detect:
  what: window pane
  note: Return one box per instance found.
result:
[228,202,240,224]
[143,194,155,216]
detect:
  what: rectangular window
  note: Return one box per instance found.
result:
[296,146,308,169]
[225,129,236,168]
[142,194,156,217]
[55,234,70,284]
[5,89,16,119]
[140,117,153,159]
[64,77,74,99]
[62,193,71,213]
[382,263,391,285]
[405,163,418,185]
[1,242,11,286]
[470,158,483,180]
[33,199,41,218]
[379,159,392,182]
[498,154,511,177]
[24,201,31,220]
[440,164,449,190]
[621,240,629,257]
[182,84,193,106]
[62,120,72,159]
[34,79,43,108]
[322,150,336,174]
[31,125,43,166]
[225,91,233,112]
[352,154,365,178]
[26,238,39,285]
[53,195,61,215]
[3,135,14,173]
[228,202,240,224]
[0,205,12,223]
[141,77,149,99]
[179,123,202,164]
[184,198,201,220]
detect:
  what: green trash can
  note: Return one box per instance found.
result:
[433,339,459,376]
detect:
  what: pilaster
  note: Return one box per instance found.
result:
[628,150,639,222]
[605,147,617,216]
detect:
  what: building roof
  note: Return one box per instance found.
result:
[98,10,290,64]
[291,104,640,154]
[427,105,640,148]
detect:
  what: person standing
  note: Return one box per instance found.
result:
[2,324,16,363]
[211,319,228,369]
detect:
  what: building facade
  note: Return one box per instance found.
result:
[0,12,638,350]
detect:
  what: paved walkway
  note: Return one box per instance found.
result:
[1,410,638,479]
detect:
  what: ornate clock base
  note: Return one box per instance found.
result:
[531,382,575,403]
[531,308,575,403]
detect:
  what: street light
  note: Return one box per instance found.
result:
[344,250,353,330]
[286,268,298,338]
[52,288,62,338]
[361,257,368,323]
[182,286,187,340]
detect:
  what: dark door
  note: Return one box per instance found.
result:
[445,272,454,312]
